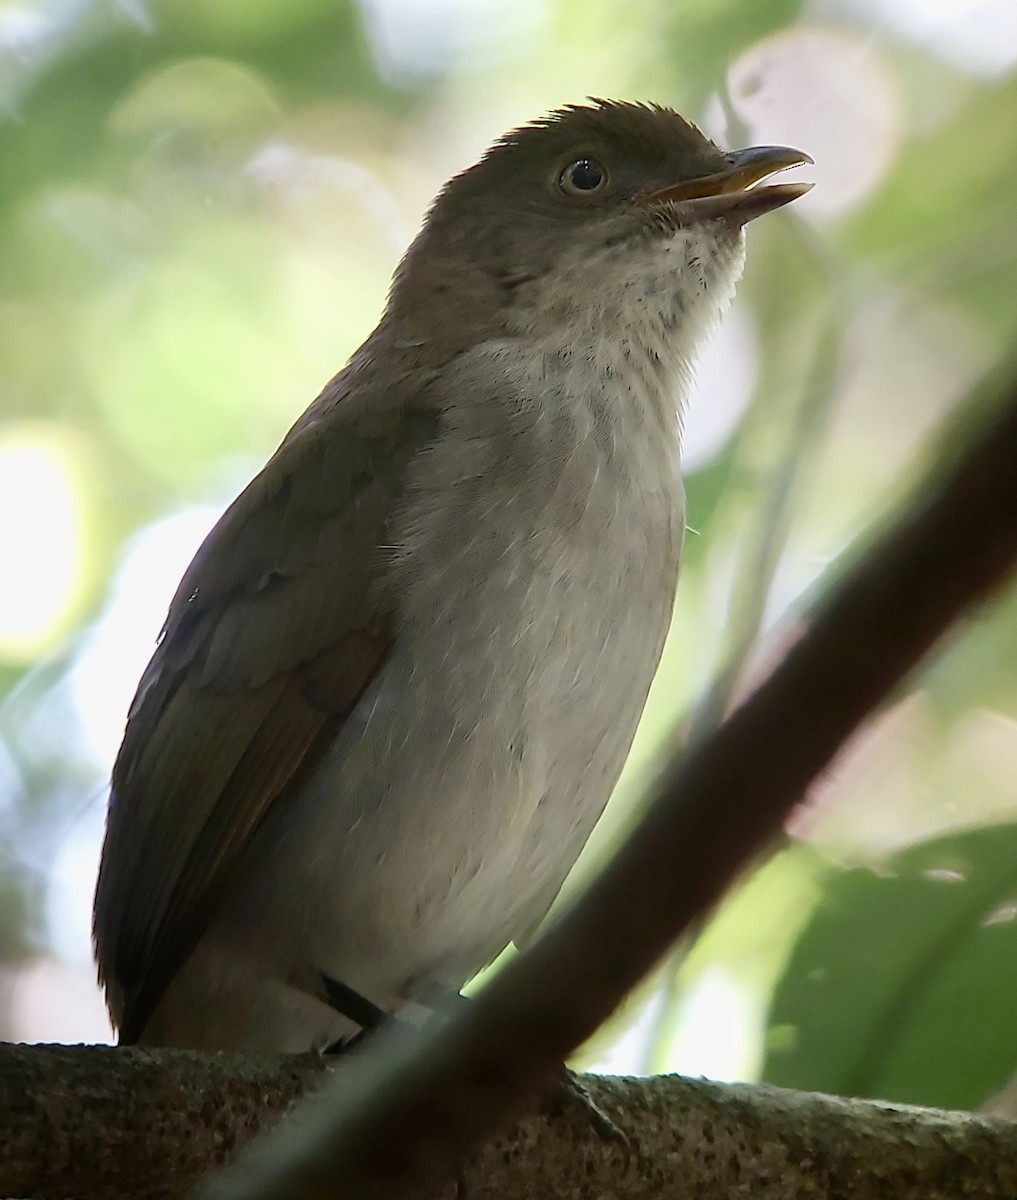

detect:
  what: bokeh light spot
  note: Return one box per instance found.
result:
[727,25,903,218]
[0,427,84,662]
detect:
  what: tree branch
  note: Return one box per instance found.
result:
[183,350,1017,1200]
[4,1044,1017,1199]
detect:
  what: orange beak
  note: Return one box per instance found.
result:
[640,145,814,222]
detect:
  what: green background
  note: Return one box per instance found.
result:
[2,0,1017,1112]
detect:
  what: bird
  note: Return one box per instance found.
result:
[93,99,812,1051]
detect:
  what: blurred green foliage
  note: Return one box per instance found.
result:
[2,0,1017,1110]
[765,824,1017,1110]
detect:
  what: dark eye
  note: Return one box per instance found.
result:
[560,157,607,196]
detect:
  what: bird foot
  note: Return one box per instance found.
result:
[318,971,390,1054]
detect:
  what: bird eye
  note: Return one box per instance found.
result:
[560,158,607,196]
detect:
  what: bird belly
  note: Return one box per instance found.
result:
[148,375,684,1052]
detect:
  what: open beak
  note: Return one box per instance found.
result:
[640,145,814,223]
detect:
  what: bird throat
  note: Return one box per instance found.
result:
[515,222,748,447]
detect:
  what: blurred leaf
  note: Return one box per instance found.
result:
[922,590,1017,723]
[644,844,828,1077]
[152,0,342,49]
[0,0,388,218]
[842,70,1017,339]
[660,0,804,104]
[763,824,1017,1109]
[110,56,282,141]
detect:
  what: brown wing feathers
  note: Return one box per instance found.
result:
[94,402,438,1043]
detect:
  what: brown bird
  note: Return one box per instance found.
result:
[93,100,811,1050]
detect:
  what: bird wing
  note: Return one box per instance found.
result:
[93,384,440,1044]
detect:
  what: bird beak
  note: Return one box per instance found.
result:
[640,145,814,223]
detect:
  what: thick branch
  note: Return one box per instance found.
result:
[188,352,1017,1200]
[4,1044,1017,1199]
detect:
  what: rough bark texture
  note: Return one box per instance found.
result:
[4,1043,1017,1200]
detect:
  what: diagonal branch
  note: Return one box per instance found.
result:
[184,347,1017,1200]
